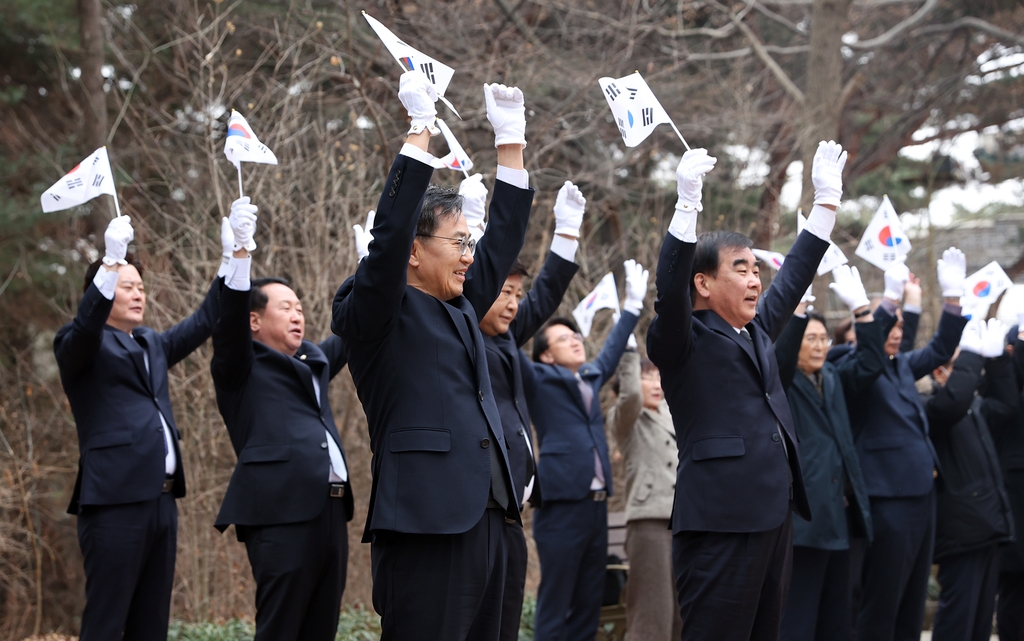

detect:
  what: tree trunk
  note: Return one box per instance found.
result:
[752,122,795,249]
[78,0,112,229]
[798,0,853,213]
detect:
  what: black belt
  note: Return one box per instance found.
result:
[588,490,607,502]
[329,482,347,498]
[162,478,174,493]
[486,496,504,509]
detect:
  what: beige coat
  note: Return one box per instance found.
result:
[608,350,678,523]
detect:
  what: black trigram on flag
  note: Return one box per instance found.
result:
[642,108,653,126]
[50,193,62,203]
[419,62,436,85]
[605,83,621,100]
[92,175,105,188]
[882,251,897,262]
[626,87,638,100]
[862,239,874,252]
[66,177,84,189]
[617,117,626,138]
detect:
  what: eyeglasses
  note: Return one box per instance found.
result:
[418,234,476,256]
[802,336,833,347]
[551,332,584,346]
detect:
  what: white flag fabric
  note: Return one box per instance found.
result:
[432,119,474,172]
[752,249,786,272]
[796,211,849,275]
[224,111,278,167]
[963,260,1013,305]
[572,272,620,338]
[854,195,911,270]
[41,147,117,213]
[598,72,673,148]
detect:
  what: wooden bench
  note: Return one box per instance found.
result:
[597,511,629,641]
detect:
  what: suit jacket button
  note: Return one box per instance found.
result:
[481,438,490,448]
[321,442,328,449]
[395,169,402,178]
[765,393,771,401]
[772,433,781,442]
[518,428,524,435]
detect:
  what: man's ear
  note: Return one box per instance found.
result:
[409,238,423,268]
[693,272,712,299]
[250,311,261,335]
[539,350,555,365]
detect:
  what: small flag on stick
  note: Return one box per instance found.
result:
[963,261,1012,306]
[572,272,620,338]
[224,111,278,167]
[854,195,911,271]
[433,119,474,174]
[41,147,120,216]
[598,72,687,149]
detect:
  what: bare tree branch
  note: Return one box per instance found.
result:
[723,4,807,103]
[848,0,940,49]
[913,16,1024,46]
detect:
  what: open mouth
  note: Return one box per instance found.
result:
[454,270,467,282]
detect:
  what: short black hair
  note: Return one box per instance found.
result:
[416,184,464,238]
[805,309,827,329]
[508,259,530,279]
[533,316,580,362]
[250,277,292,313]
[691,231,754,303]
[83,252,144,293]
[833,317,853,345]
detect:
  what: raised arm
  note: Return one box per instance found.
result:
[592,260,647,381]
[210,204,258,392]
[981,352,1019,428]
[319,333,348,380]
[826,264,885,397]
[774,312,808,391]
[924,349,982,436]
[609,349,644,445]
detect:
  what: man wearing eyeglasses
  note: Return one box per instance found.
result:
[332,71,533,640]
[527,259,648,641]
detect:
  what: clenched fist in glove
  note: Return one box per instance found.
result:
[484,83,526,148]
[553,181,586,238]
[102,215,134,266]
[398,71,439,135]
[811,140,847,208]
[937,247,966,297]
[829,265,870,312]
[459,174,488,241]
[622,259,650,315]
[675,148,717,213]
[229,197,258,252]
[353,210,375,261]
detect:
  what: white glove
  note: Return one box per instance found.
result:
[622,259,649,315]
[937,247,966,297]
[959,318,986,356]
[484,83,526,147]
[801,285,816,305]
[883,261,910,302]
[102,215,134,266]
[353,210,375,261]
[811,140,847,208]
[1017,311,1024,333]
[627,333,638,349]
[217,217,234,277]
[982,318,1008,358]
[229,196,258,252]
[553,181,585,238]
[675,148,717,212]
[458,174,488,233]
[829,265,870,312]
[398,71,439,135]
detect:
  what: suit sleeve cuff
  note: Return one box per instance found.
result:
[224,257,252,291]
[549,235,578,262]
[399,143,436,167]
[944,302,963,316]
[903,304,922,314]
[668,208,698,243]
[496,166,529,189]
[93,268,120,300]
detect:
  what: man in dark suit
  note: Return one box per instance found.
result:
[475,179,584,641]
[528,258,647,641]
[646,141,846,641]
[54,213,224,641]
[211,195,354,641]
[838,248,968,641]
[331,72,533,640]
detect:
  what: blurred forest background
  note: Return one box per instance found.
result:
[1,0,1024,637]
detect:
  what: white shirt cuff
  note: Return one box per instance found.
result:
[668,208,699,243]
[903,303,922,314]
[399,143,436,167]
[224,256,252,291]
[93,268,120,300]
[496,166,529,190]
[550,235,578,262]
[804,204,836,241]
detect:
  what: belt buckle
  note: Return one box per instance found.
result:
[329,483,346,498]
[162,478,174,493]
[592,490,607,502]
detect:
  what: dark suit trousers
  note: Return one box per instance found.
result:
[77,493,177,641]
[998,571,1024,641]
[857,490,935,641]
[672,510,793,641]
[371,508,511,641]
[244,495,349,641]
[932,544,1000,641]
[779,546,851,641]
[533,499,608,641]
[500,522,528,641]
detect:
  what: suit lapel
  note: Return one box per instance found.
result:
[112,329,152,393]
[747,323,772,379]
[442,299,476,365]
[698,311,761,375]
[286,342,323,411]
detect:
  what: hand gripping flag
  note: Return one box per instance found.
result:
[963,260,1012,305]
[41,147,118,214]
[572,272,620,338]
[432,119,474,173]
[797,209,849,275]
[598,72,674,148]
[362,12,460,118]
[855,195,911,271]
[224,110,278,167]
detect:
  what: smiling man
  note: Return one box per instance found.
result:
[332,72,533,640]
[647,142,846,641]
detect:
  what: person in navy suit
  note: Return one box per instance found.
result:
[647,141,847,641]
[331,73,534,640]
[474,179,583,641]
[54,213,223,641]
[210,197,354,641]
[528,258,648,641]
[838,248,969,641]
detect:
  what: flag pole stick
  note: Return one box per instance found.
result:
[112,192,123,218]
[236,163,244,199]
[461,168,470,179]
[668,120,691,152]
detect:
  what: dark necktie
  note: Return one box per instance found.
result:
[134,333,166,456]
[577,374,594,414]
[739,327,753,343]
